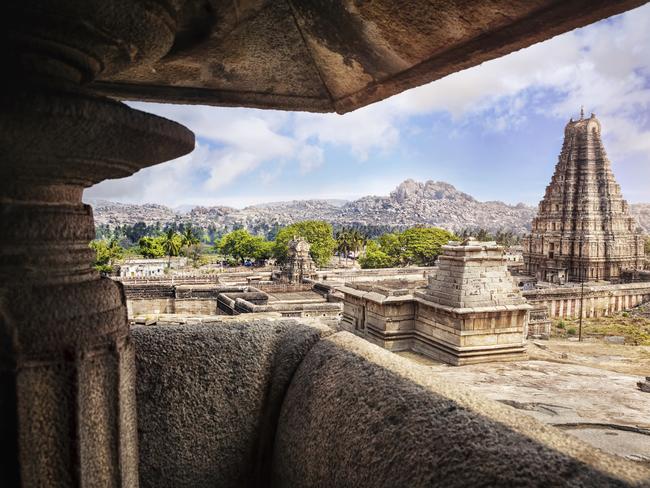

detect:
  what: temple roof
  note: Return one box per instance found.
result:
[92,0,648,113]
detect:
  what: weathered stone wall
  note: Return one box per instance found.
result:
[621,269,650,283]
[523,282,650,319]
[364,300,416,352]
[128,298,222,317]
[131,320,333,487]
[123,283,175,299]
[315,266,431,283]
[256,283,314,293]
[412,301,529,365]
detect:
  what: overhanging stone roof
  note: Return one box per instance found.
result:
[92,0,648,113]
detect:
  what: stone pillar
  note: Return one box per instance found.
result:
[0,2,194,485]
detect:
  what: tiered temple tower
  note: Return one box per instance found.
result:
[523,110,644,284]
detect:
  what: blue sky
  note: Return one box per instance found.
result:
[86,4,650,208]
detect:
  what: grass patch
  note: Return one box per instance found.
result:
[556,314,650,345]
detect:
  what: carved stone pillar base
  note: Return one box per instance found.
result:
[0,2,194,485]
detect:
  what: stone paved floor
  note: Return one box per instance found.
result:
[398,342,650,465]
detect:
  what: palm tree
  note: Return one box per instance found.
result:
[336,229,352,265]
[182,226,202,266]
[161,229,181,268]
[182,226,200,247]
[107,238,123,267]
[350,230,369,259]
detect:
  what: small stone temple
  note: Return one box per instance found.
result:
[340,239,531,365]
[279,237,316,284]
[523,110,644,284]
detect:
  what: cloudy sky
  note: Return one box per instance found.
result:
[85,3,650,209]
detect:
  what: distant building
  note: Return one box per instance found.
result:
[523,110,644,284]
[116,257,187,278]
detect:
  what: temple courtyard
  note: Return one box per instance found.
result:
[400,338,650,465]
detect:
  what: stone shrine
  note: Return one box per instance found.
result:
[523,111,644,284]
[280,237,316,284]
[414,239,530,364]
[340,239,531,365]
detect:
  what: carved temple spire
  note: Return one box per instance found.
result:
[523,114,643,284]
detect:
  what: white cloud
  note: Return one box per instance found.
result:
[293,102,399,160]
[86,142,217,206]
[85,3,650,205]
[297,144,324,174]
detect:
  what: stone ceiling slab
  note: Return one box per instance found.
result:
[92,0,649,113]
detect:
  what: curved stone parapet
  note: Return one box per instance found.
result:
[273,332,650,486]
[131,320,333,488]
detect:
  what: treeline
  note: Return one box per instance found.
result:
[97,220,527,247]
[90,227,203,273]
[457,228,523,246]
[96,222,220,246]
[359,227,456,268]
[91,220,531,273]
[90,221,339,273]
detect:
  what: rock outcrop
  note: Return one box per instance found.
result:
[89,179,649,238]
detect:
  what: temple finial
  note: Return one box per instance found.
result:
[580,105,584,119]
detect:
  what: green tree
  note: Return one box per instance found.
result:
[336,228,369,264]
[138,236,166,258]
[357,227,456,268]
[336,228,352,264]
[253,239,274,262]
[161,229,183,267]
[398,227,456,266]
[89,238,124,274]
[181,226,201,248]
[273,221,336,268]
[377,232,402,257]
[358,241,398,269]
[217,229,271,264]
[645,236,650,256]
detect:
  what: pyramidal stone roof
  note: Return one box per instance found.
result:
[523,110,644,283]
[419,239,528,310]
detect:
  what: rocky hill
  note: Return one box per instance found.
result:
[89,179,650,238]
[631,204,650,233]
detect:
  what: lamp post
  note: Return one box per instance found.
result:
[578,278,584,342]
[578,238,584,342]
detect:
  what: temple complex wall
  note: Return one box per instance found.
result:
[128,298,221,317]
[523,282,650,319]
[339,289,415,351]
[412,302,529,365]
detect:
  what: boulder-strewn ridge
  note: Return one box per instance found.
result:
[90,179,649,236]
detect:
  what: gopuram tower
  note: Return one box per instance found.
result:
[523,109,644,284]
